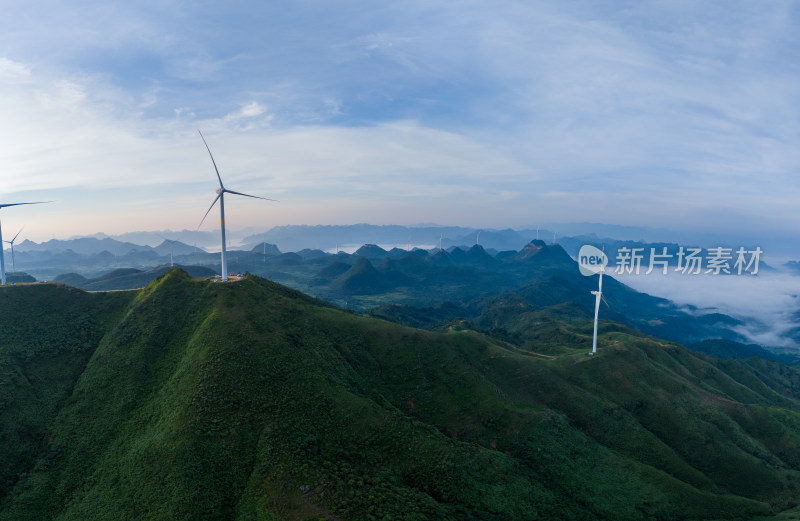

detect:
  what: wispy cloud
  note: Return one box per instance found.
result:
[0,55,535,236]
[0,0,798,240]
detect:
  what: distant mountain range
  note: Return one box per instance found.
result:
[14,223,796,270]
[16,236,206,256]
[11,237,211,280]
[240,224,541,252]
[6,224,798,354]
[9,234,795,355]
[240,223,800,259]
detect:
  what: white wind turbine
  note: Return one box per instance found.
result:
[0,202,50,285]
[578,244,608,356]
[158,236,178,267]
[4,226,23,273]
[197,131,277,282]
[590,258,605,355]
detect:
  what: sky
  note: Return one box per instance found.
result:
[1,0,799,244]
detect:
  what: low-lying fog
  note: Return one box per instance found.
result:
[613,270,800,350]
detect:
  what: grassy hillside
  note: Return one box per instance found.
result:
[2,271,800,519]
[0,283,135,500]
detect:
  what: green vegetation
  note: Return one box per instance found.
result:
[690,339,798,363]
[0,282,135,500]
[53,265,216,291]
[2,271,800,519]
[49,241,768,355]
[4,273,36,284]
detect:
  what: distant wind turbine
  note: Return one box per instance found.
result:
[159,236,178,267]
[3,226,23,273]
[476,230,481,246]
[197,130,277,282]
[0,202,51,285]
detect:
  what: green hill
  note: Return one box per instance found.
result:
[2,271,800,520]
[329,258,392,294]
[53,272,90,287]
[54,265,217,291]
[4,272,36,284]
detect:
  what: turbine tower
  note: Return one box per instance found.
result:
[158,236,178,267]
[0,202,50,285]
[578,244,608,356]
[590,259,605,355]
[197,130,276,282]
[3,227,23,273]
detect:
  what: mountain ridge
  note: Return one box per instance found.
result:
[2,271,800,519]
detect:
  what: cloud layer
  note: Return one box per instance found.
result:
[0,1,799,242]
[616,270,800,349]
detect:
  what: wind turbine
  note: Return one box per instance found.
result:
[578,244,608,356]
[3,226,23,273]
[197,130,277,282]
[0,202,50,285]
[590,260,605,355]
[158,236,178,267]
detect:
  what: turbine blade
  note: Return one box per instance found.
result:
[0,201,53,209]
[11,227,23,243]
[198,192,223,229]
[601,294,610,309]
[223,189,278,202]
[198,130,225,189]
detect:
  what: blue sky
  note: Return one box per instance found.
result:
[1,0,799,242]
